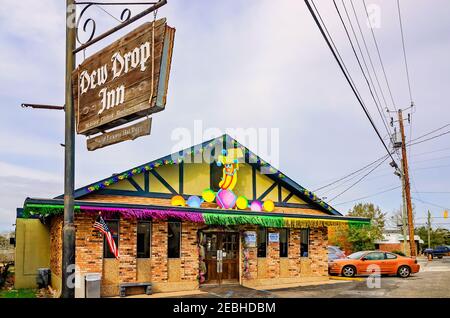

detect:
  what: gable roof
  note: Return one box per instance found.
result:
[62,134,342,216]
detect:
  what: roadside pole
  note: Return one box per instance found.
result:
[398,109,417,257]
[400,165,408,255]
[62,0,76,298]
[427,210,431,249]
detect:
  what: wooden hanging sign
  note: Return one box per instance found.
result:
[73,18,175,136]
[86,118,152,151]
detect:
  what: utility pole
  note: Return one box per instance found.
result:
[427,210,431,249]
[62,0,76,298]
[398,109,417,257]
[400,164,408,255]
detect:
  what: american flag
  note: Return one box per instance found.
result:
[94,215,119,259]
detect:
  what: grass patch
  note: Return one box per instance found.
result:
[0,289,37,298]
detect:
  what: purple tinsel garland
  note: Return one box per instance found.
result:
[80,205,205,223]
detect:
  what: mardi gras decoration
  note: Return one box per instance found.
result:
[243,248,251,279]
[263,199,275,212]
[201,188,216,203]
[216,189,237,209]
[187,195,203,208]
[236,195,249,210]
[198,232,207,284]
[171,195,185,207]
[217,148,243,191]
[250,200,263,212]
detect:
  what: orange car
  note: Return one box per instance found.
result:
[328,250,420,278]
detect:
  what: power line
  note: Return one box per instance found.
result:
[362,0,397,111]
[310,0,367,108]
[412,146,450,157]
[305,0,398,168]
[338,0,392,138]
[397,0,413,103]
[334,185,401,206]
[408,130,450,147]
[408,123,450,144]
[413,191,450,194]
[412,197,449,211]
[312,154,388,192]
[349,0,392,119]
[328,155,390,202]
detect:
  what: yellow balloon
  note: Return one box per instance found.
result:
[236,196,249,210]
[263,200,275,212]
[202,189,216,203]
[171,195,185,207]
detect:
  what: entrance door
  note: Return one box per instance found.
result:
[204,232,239,284]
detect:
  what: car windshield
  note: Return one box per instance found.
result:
[347,251,366,259]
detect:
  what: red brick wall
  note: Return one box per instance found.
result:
[119,219,137,283]
[241,225,258,281]
[180,222,200,281]
[377,243,403,253]
[309,227,328,276]
[75,214,103,275]
[151,221,168,282]
[267,229,280,278]
[288,229,301,277]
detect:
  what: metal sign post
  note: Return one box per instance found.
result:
[60,0,168,298]
[62,0,76,299]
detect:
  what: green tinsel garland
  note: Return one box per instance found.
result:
[348,220,370,230]
[23,204,80,218]
[203,213,285,228]
[283,217,349,229]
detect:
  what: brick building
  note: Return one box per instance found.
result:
[15,135,369,297]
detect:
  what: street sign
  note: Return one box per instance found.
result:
[86,118,152,151]
[73,18,175,136]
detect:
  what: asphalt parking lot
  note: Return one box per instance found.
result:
[183,257,450,298]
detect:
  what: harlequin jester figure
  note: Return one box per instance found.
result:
[216,148,243,191]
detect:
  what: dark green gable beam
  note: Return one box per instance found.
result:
[144,170,149,192]
[127,177,143,192]
[257,181,278,201]
[149,169,177,194]
[179,161,184,194]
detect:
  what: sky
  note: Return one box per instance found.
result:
[0,0,449,233]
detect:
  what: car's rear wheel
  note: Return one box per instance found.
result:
[342,265,356,277]
[397,265,411,278]
[438,256,443,259]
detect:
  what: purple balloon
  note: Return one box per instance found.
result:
[250,200,263,212]
[216,189,237,209]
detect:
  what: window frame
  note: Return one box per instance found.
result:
[137,220,152,259]
[103,219,119,259]
[279,229,289,258]
[300,228,310,258]
[210,162,223,192]
[257,227,267,258]
[363,252,385,261]
[385,252,398,260]
[167,221,182,259]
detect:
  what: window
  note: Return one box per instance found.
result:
[257,227,267,258]
[280,229,288,257]
[137,221,151,258]
[168,221,181,258]
[385,253,397,260]
[300,229,309,257]
[103,220,119,259]
[210,163,223,192]
[364,252,385,260]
